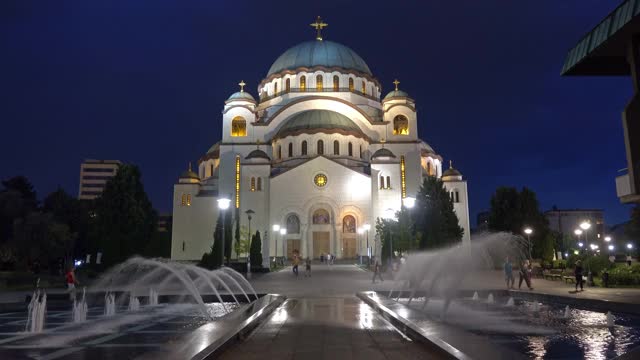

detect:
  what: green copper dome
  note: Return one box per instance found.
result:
[383,90,409,100]
[227,91,255,102]
[267,40,372,76]
[276,110,363,138]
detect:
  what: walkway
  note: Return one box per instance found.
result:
[219,265,442,359]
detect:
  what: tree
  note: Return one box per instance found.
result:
[0,176,37,244]
[412,177,463,249]
[626,206,640,240]
[200,212,223,269]
[376,208,416,266]
[91,164,157,266]
[43,188,92,262]
[249,230,263,267]
[233,225,250,259]
[488,186,550,258]
[224,210,232,264]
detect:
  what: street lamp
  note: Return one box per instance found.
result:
[578,242,584,248]
[608,244,615,251]
[580,221,591,246]
[217,198,231,266]
[524,227,533,260]
[627,243,634,250]
[363,223,371,265]
[357,227,364,264]
[604,236,612,242]
[245,209,255,276]
[272,224,280,264]
[280,228,287,262]
[403,196,416,209]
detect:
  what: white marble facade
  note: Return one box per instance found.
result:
[171,30,470,264]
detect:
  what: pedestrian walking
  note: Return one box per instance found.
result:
[305,257,311,277]
[518,260,533,290]
[320,253,325,263]
[372,260,384,283]
[66,267,79,301]
[574,260,584,291]
[627,254,633,266]
[292,254,300,277]
[504,257,514,289]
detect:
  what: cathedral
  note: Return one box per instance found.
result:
[171,18,471,264]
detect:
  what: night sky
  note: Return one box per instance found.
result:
[0,1,635,227]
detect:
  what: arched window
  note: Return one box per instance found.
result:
[250,177,256,192]
[257,177,262,191]
[181,194,187,206]
[427,162,434,176]
[333,75,339,91]
[361,80,366,95]
[312,209,330,224]
[285,78,291,92]
[348,142,353,157]
[455,191,460,203]
[288,142,293,157]
[359,145,363,159]
[343,215,356,233]
[209,164,214,177]
[277,145,282,160]
[231,116,247,137]
[300,75,306,91]
[393,115,409,135]
[333,140,340,155]
[274,82,278,95]
[316,75,323,91]
[380,176,385,189]
[286,214,300,234]
[317,140,324,155]
[386,176,391,189]
[301,140,308,155]
[349,78,354,91]
[186,194,191,206]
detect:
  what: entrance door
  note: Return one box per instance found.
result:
[343,237,356,258]
[313,232,330,259]
[287,239,301,259]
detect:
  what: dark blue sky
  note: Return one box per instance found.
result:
[0,0,635,226]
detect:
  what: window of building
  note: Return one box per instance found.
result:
[210,164,214,177]
[359,145,363,159]
[386,176,391,189]
[316,75,323,91]
[301,140,308,155]
[312,209,330,224]
[231,116,247,137]
[348,142,353,157]
[300,75,306,91]
[343,215,356,233]
[317,140,324,155]
[181,194,187,206]
[182,241,185,252]
[285,78,290,92]
[250,177,256,192]
[286,214,300,234]
[393,115,409,135]
[288,142,293,157]
[380,176,385,189]
[274,82,278,95]
[333,75,339,91]
[277,145,282,160]
[349,78,354,91]
[187,194,191,206]
[427,162,432,176]
[361,81,366,95]
[333,140,340,155]
[257,177,262,191]
[455,191,460,203]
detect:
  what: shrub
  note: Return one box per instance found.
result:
[608,267,640,286]
[582,255,612,276]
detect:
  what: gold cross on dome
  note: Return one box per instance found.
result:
[310,16,328,41]
[393,79,400,91]
[238,80,246,92]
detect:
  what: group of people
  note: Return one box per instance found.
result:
[503,257,533,290]
[320,253,335,265]
[291,252,312,277]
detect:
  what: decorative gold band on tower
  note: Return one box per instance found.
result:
[235,155,240,208]
[400,155,406,199]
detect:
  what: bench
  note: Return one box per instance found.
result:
[542,269,564,281]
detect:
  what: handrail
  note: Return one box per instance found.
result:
[259,87,380,102]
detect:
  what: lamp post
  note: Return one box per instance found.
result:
[272,224,280,265]
[363,223,371,265]
[357,227,364,265]
[217,198,231,266]
[245,209,255,276]
[580,221,591,246]
[280,228,287,263]
[524,227,533,260]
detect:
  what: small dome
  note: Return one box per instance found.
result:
[267,40,372,76]
[371,148,396,160]
[383,90,409,100]
[276,110,363,139]
[245,149,271,161]
[227,91,256,102]
[180,169,199,180]
[442,168,461,177]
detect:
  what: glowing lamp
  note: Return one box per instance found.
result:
[217,198,231,210]
[272,224,280,232]
[580,221,591,231]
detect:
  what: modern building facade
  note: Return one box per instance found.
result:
[545,208,605,239]
[562,0,640,204]
[78,159,121,200]
[171,19,471,263]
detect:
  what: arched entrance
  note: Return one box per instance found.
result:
[311,208,331,259]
